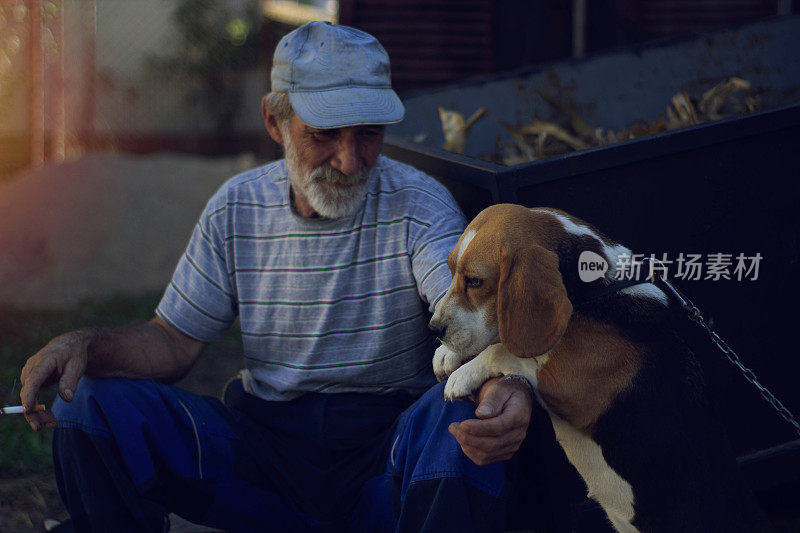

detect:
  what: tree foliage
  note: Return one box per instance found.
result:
[147,0,263,135]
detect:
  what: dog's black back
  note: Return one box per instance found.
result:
[583,295,770,531]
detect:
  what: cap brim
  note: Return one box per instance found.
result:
[288,87,405,129]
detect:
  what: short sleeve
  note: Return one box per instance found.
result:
[156,199,237,342]
[409,202,467,313]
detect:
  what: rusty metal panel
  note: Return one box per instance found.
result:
[642,0,779,38]
[339,0,495,93]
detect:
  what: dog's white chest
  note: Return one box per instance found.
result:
[549,414,639,533]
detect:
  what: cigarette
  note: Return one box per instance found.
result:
[1,404,45,415]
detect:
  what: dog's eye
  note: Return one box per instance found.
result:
[464,277,483,289]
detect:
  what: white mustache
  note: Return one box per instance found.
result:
[309,166,368,186]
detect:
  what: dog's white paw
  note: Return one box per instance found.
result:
[444,361,485,401]
[433,344,468,381]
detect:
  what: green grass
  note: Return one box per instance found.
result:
[0,293,163,473]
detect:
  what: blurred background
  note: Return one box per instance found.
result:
[1,1,799,531]
[3,0,798,179]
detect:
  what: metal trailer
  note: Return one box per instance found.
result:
[383,14,800,531]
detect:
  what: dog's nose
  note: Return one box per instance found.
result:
[428,320,446,339]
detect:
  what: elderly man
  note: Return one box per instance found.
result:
[20,22,533,532]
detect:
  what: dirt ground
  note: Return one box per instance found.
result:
[0,471,68,531]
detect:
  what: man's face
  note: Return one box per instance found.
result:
[281,113,385,219]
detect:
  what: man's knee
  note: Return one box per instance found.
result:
[53,377,149,434]
[410,381,477,427]
[388,381,507,531]
[392,381,487,471]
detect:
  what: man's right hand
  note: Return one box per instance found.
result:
[20,328,97,431]
[19,318,206,431]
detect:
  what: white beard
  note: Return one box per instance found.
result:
[283,132,372,219]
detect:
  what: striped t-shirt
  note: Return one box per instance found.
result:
[156,155,467,400]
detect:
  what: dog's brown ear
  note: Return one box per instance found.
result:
[498,244,572,357]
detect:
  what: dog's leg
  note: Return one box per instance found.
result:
[433,344,475,381]
[444,343,533,400]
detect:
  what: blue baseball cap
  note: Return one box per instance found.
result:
[270,21,405,129]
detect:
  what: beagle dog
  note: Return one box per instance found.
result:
[429,204,769,533]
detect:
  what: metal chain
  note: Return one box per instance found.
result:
[642,258,800,438]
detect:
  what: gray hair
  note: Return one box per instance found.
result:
[263,91,293,124]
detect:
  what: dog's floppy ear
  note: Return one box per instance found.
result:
[498,244,572,357]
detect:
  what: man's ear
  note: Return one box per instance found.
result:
[262,96,284,145]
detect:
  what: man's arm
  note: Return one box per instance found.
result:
[19,317,205,431]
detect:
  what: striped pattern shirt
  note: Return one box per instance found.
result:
[156,156,467,400]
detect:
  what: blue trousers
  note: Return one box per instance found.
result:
[52,378,509,532]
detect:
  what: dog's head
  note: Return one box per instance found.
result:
[429,204,575,359]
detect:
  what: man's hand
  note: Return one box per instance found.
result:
[448,376,533,466]
[20,328,95,431]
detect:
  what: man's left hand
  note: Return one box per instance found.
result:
[448,376,533,466]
